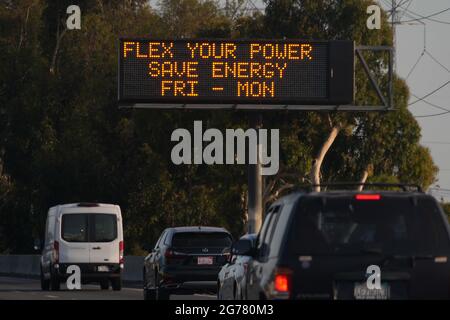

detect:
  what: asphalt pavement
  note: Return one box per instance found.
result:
[0,276,216,300]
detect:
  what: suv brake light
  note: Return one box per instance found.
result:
[355,194,381,201]
[270,267,292,299]
[275,274,289,292]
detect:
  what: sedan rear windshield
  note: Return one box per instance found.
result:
[62,214,117,243]
[172,232,232,248]
[287,196,450,256]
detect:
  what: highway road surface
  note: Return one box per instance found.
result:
[0,276,216,300]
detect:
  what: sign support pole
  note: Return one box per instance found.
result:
[247,113,263,234]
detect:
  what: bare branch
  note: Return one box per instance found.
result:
[262,176,278,200]
[357,164,373,191]
[264,182,294,205]
[18,4,33,50]
[50,17,67,75]
[310,126,340,192]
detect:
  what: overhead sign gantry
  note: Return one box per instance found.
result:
[117,37,394,233]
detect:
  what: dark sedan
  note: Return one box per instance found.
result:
[143,226,232,300]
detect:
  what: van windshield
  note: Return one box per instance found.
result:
[172,232,232,248]
[287,196,450,256]
[62,214,117,242]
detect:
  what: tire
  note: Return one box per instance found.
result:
[111,277,122,291]
[100,280,109,290]
[40,268,50,291]
[238,286,244,300]
[143,269,156,300]
[143,288,156,300]
[233,282,237,300]
[155,274,170,300]
[217,282,221,300]
[50,272,60,291]
[156,286,170,300]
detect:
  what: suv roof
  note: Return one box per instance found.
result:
[272,183,427,206]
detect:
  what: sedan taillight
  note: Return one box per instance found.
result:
[165,248,186,258]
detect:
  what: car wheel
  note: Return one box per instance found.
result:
[100,280,109,290]
[156,286,170,300]
[155,275,170,300]
[239,288,244,300]
[50,272,60,291]
[143,269,156,300]
[144,287,156,300]
[40,267,50,291]
[217,282,222,300]
[111,277,122,291]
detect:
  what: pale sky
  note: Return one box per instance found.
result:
[380,0,450,200]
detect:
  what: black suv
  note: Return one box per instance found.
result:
[143,226,233,300]
[233,183,450,300]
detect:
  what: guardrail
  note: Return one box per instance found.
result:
[0,255,144,282]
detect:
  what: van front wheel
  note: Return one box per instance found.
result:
[111,277,122,291]
[40,268,50,291]
[50,273,60,291]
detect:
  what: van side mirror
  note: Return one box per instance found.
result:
[232,239,254,257]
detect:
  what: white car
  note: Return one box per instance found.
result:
[217,233,257,300]
[40,203,124,291]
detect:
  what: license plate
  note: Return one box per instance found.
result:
[354,282,390,300]
[97,266,109,272]
[197,257,213,265]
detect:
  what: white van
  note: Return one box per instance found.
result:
[40,203,124,291]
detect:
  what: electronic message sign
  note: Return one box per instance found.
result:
[118,39,354,108]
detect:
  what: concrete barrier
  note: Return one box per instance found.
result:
[0,255,41,276]
[123,256,144,282]
[0,255,144,282]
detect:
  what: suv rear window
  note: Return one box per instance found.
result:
[62,214,117,242]
[172,232,232,248]
[287,196,450,256]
